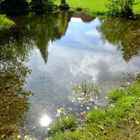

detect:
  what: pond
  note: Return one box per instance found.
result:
[0,11,140,139]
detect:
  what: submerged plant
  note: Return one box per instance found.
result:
[72,82,100,105]
[73,82,100,96]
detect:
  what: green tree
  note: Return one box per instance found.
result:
[31,0,54,11]
[0,0,28,15]
[61,0,66,4]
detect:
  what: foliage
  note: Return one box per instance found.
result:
[49,82,140,140]
[106,0,135,17]
[61,0,66,4]
[31,0,54,11]
[0,0,28,15]
[55,0,140,15]
[56,0,107,15]
[49,115,77,135]
[0,0,140,15]
[0,0,55,14]
[0,15,15,30]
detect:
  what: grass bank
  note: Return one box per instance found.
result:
[55,0,140,15]
[0,15,15,30]
[49,82,140,140]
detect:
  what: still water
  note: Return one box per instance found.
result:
[0,12,140,139]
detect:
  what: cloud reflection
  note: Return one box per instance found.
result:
[40,115,52,127]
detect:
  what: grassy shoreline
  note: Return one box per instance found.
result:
[49,82,140,140]
[55,0,140,15]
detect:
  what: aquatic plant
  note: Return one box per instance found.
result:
[72,82,100,106]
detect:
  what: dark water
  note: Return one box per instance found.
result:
[0,12,140,139]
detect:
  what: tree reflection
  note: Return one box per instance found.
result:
[98,17,140,62]
[0,11,72,138]
[28,11,72,63]
[0,41,31,139]
[1,11,72,64]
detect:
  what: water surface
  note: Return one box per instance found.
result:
[0,12,140,139]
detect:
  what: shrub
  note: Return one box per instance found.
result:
[106,0,135,17]
[0,15,15,30]
[61,0,66,4]
[31,0,54,11]
[0,0,28,15]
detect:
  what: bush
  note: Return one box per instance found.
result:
[106,0,135,17]
[61,0,66,4]
[31,0,54,11]
[0,0,28,15]
[0,15,15,30]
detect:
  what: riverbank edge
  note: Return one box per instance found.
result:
[48,82,140,140]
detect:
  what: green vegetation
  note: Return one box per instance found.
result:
[0,0,140,139]
[0,0,55,14]
[31,0,54,12]
[0,0,140,16]
[49,82,140,140]
[55,0,140,15]
[0,0,28,14]
[106,0,135,17]
[55,0,107,15]
[0,15,15,30]
[134,0,140,13]
[49,115,77,135]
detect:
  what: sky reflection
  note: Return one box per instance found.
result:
[40,115,52,127]
[22,16,140,138]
